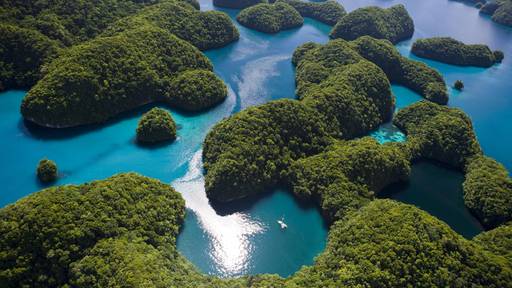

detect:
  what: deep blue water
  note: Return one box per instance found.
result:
[0,0,511,278]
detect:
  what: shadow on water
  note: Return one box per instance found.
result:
[18,101,219,141]
[210,186,329,228]
[379,160,483,238]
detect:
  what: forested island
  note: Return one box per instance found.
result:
[237,2,304,33]
[275,0,346,25]
[330,5,414,44]
[412,37,504,67]
[480,0,512,27]
[15,0,233,127]
[136,108,177,144]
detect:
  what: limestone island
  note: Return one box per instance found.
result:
[136,108,177,144]
[36,158,58,182]
[20,0,233,128]
[276,0,346,25]
[237,2,304,33]
[330,4,414,44]
[412,37,504,67]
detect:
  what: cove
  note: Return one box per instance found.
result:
[0,0,511,280]
[380,161,483,239]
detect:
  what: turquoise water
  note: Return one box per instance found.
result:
[0,0,511,278]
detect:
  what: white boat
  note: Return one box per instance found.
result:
[277,218,288,229]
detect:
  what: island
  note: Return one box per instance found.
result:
[330,4,414,44]
[36,158,58,182]
[213,0,266,9]
[103,0,239,51]
[275,0,346,26]
[295,37,449,104]
[454,80,464,90]
[1,173,511,287]
[20,0,236,128]
[464,156,512,229]
[0,0,238,92]
[411,37,504,67]
[393,100,482,168]
[204,41,397,202]
[0,0,167,92]
[394,101,512,229]
[168,70,227,112]
[480,0,512,27]
[21,26,221,128]
[236,2,304,33]
[136,108,177,144]
[288,137,411,221]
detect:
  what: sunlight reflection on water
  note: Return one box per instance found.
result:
[172,150,266,276]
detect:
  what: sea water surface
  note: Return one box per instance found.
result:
[0,0,511,277]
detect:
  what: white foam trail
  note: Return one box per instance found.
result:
[230,38,269,61]
[234,55,290,109]
[172,150,266,276]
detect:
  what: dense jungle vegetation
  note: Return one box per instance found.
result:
[19,0,236,127]
[288,138,411,221]
[275,0,346,25]
[394,100,482,168]
[1,175,511,287]
[136,107,177,143]
[21,25,217,127]
[0,0,156,91]
[412,37,504,67]
[330,5,414,44]
[102,0,239,50]
[36,158,58,182]
[295,37,448,104]
[2,0,237,119]
[237,2,304,33]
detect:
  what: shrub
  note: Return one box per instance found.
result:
[454,80,464,90]
[36,158,58,182]
[394,101,482,168]
[330,5,414,44]
[236,2,304,33]
[463,156,512,229]
[276,0,346,25]
[412,37,503,67]
[136,108,177,143]
[168,70,227,112]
